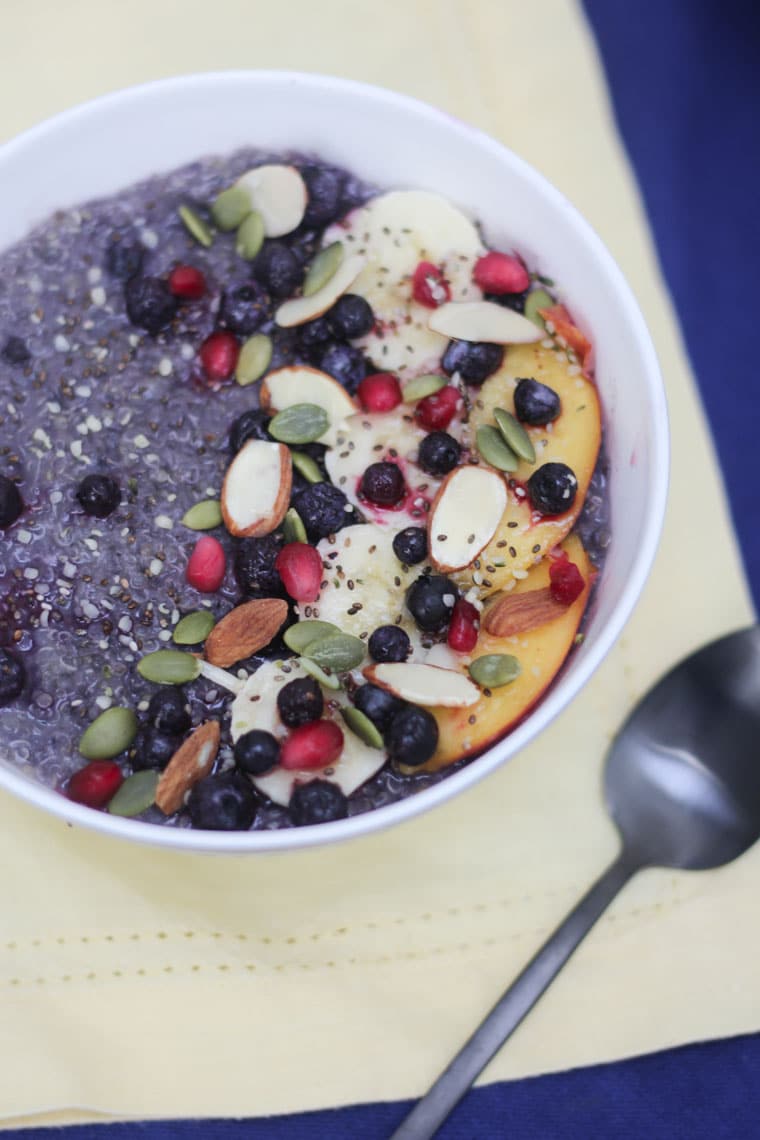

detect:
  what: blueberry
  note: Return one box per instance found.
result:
[417,431,461,476]
[75,474,121,519]
[301,166,344,226]
[0,476,23,528]
[486,290,528,313]
[105,234,145,280]
[527,462,578,515]
[406,574,458,633]
[513,377,562,425]
[124,275,178,335]
[353,683,403,733]
[385,705,439,767]
[1,336,30,366]
[219,282,269,335]
[392,526,428,566]
[234,729,280,776]
[289,779,348,826]
[187,771,258,831]
[131,726,178,771]
[298,317,332,357]
[252,241,303,297]
[147,688,191,735]
[326,294,375,340]
[234,534,285,596]
[359,461,406,507]
[442,340,503,385]
[317,342,368,394]
[277,676,324,728]
[0,648,25,706]
[228,408,272,453]
[294,482,358,541]
[368,625,411,664]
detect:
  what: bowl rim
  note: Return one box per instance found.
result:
[0,69,670,853]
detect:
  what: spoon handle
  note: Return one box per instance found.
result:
[390,851,639,1140]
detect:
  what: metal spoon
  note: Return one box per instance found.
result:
[392,625,760,1139]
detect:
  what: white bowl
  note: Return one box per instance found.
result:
[0,72,668,852]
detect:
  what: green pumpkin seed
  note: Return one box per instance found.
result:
[468,653,522,689]
[303,242,345,297]
[282,507,308,544]
[298,656,341,691]
[173,610,216,645]
[402,373,448,403]
[178,204,213,248]
[340,705,383,749]
[494,408,536,463]
[181,499,223,530]
[108,769,159,817]
[284,620,341,655]
[80,706,138,760]
[291,450,323,484]
[235,210,265,261]
[302,632,366,673]
[523,288,554,329]
[137,650,201,685]
[476,424,519,472]
[236,333,272,386]
[211,185,252,231]
[269,403,329,445]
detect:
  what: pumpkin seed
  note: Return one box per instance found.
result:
[476,424,519,472]
[303,241,344,297]
[340,705,383,749]
[235,210,265,261]
[298,656,341,691]
[523,288,554,329]
[181,499,223,531]
[80,706,138,760]
[211,185,251,231]
[178,204,213,248]
[302,632,366,673]
[108,769,159,817]
[268,403,329,445]
[468,653,522,689]
[137,650,201,685]
[291,451,323,484]
[402,373,448,403]
[173,610,216,645]
[284,620,341,655]
[282,507,308,544]
[236,333,272,386]
[494,408,536,463]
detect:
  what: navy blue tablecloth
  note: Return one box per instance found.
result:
[9,2,760,1137]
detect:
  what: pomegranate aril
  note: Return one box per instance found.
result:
[447,598,480,653]
[279,719,344,771]
[473,251,530,295]
[168,265,207,300]
[415,385,460,431]
[187,535,226,592]
[549,557,585,606]
[199,330,239,383]
[357,372,403,413]
[67,760,123,809]
[275,542,323,603]
[412,261,451,309]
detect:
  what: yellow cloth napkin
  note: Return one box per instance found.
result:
[0,0,756,1127]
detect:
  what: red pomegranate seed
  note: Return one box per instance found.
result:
[275,542,323,603]
[357,372,403,413]
[168,264,207,300]
[473,251,530,295]
[415,385,461,431]
[447,599,480,653]
[187,535,226,592]
[198,330,239,383]
[67,760,123,809]
[280,719,345,771]
[412,261,451,308]
[549,557,585,606]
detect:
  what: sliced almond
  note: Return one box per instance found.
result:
[275,254,367,327]
[483,586,566,638]
[235,164,307,237]
[260,365,358,447]
[155,721,220,815]
[429,300,543,344]
[428,466,507,572]
[204,598,289,668]
[364,662,480,708]
[221,439,292,538]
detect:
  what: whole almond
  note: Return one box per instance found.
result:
[204,598,288,668]
[155,720,221,815]
[483,587,566,638]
